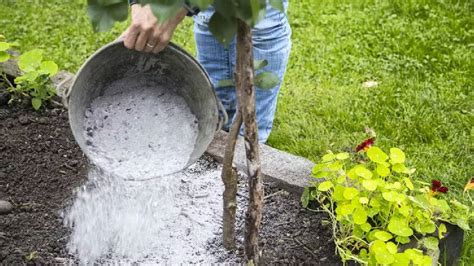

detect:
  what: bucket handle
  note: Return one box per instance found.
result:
[216,98,228,131]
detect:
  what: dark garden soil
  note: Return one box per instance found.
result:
[0,88,340,264]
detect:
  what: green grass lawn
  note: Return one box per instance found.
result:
[1,0,472,263]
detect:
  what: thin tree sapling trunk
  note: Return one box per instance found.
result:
[235,19,264,265]
[221,110,242,249]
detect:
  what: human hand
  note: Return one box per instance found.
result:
[121,4,187,53]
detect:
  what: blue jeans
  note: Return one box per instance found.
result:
[193,1,292,143]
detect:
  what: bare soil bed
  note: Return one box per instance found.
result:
[0,91,340,264]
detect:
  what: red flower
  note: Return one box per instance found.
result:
[437,186,448,193]
[431,180,442,189]
[356,137,375,152]
[431,179,448,194]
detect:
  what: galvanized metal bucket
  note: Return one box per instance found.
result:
[66,41,226,176]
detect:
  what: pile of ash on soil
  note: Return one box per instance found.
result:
[64,156,231,264]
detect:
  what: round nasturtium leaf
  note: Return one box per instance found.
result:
[359,197,369,204]
[374,231,393,241]
[395,236,411,244]
[336,152,349,160]
[394,252,411,265]
[398,205,411,217]
[361,222,372,232]
[312,163,326,175]
[333,185,345,201]
[18,49,43,72]
[313,171,329,179]
[376,164,390,177]
[386,241,398,254]
[362,179,378,191]
[375,251,395,264]
[0,51,10,63]
[438,223,447,239]
[367,146,389,163]
[392,163,408,173]
[353,207,368,225]
[370,240,387,253]
[328,160,343,171]
[403,177,414,190]
[343,187,359,200]
[339,204,354,216]
[355,165,373,179]
[382,191,399,202]
[39,61,58,76]
[0,42,11,51]
[418,221,436,234]
[422,237,439,250]
[390,148,406,164]
[322,153,336,162]
[388,217,413,237]
[317,181,334,191]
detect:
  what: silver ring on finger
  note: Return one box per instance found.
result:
[146,43,155,48]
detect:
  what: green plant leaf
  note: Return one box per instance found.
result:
[371,240,395,264]
[361,222,372,232]
[374,231,393,241]
[0,51,10,62]
[422,237,439,250]
[367,146,388,163]
[322,152,336,162]
[418,220,436,234]
[388,216,413,237]
[339,204,354,216]
[234,0,266,26]
[455,218,470,231]
[398,205,411,217]
[208,11,237,46]
[301,187,310,208]
[376,164,390,177]
[188,0,213,9]
[386,241,398,254]
[31,97,42,110]
[333,185,345,201]
[336,152,349,160]
[343,187,359,200]
[254,59,268,70]
[255,71,279,90]
[355,165,373,179]
[144,0,183,23]
[353,207,367,224]
[217,79,235,88]
[0,42,11,51]
[18,49,43,72]
[438,223,447,239]
[382,191,399,202]
[313,171,329,179]
[39,61,58,76]
[87,0,128,32]
[328,160,343,171]
[359,197,369,204]
[392,163,408,173]
[390,147,406,164]
[317,181,333,192]
[269,0,284,12]
[395,236,411,244]
[403,177,414,190]
[362,179,378,191]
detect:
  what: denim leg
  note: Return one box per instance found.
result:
[194,2,291,142]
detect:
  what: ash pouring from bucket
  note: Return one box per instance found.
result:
[83,75,199,180]
[63,77,234,263]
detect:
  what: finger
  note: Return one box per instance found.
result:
[123,27,139,49]
[117,28,129,42]
[135,26,153,51]
[152,35,170,54]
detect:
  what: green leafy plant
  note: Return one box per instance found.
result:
[11,49,58,110]
[302,138,473,265]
